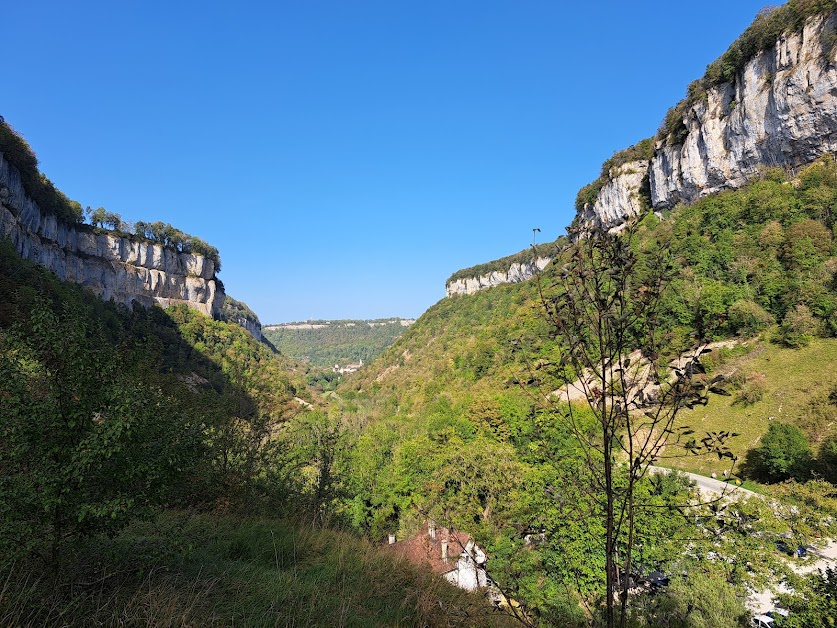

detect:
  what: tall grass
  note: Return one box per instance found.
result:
[0,512,516,627]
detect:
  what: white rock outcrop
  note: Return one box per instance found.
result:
[448,11,837,297]
[650,12,837,208]
[446,257,552,297]
[575,160,648,233]
[575,11,837,230]
[0,152,224,317]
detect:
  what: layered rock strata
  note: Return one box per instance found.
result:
[0,152,224,317]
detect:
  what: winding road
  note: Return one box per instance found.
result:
[648,465,761,500]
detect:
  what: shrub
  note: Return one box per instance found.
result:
[774,304,821,347]
[734,372,768,406]
[758,220,785,250]
[749,422,813,482]
[575,179,605,212]
[658,104,689,146]
[818,438,837,483]
[728,300,774,336]
[783,218,833,269]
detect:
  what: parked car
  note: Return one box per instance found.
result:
[751,615,775,628]
[644,571,670,588]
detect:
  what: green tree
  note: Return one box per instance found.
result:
[748,422,813,482]
[728,299,774,336]
[628,572,749,627]
[780,567,837,628]
[87,206,108,228]
[818,437,837,483]
[775,304,820,348]
[0,299,201,566]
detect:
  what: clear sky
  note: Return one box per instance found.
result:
[4,0,766,323]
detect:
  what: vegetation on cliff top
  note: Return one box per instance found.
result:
[220,294,261,326]
[0,118,221,270]
[658,0,837,145]
[574,137,654,213]
[576,1,837,215]
[0,117,84,224]
[446,237,567,286]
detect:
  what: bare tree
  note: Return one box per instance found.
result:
[529,223,735,628]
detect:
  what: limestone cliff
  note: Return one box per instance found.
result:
[577,9,837,232]
[0,152,224,317]
[650,11,837,208]
[573,160,649,233]
[445,237,566,297]
[446,257,552,297]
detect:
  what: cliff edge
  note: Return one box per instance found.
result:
[578,7,837,233]
[455,5,837,295]
[0,151,224,317]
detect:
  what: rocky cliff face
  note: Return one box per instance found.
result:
[454,11,837,297]
[0,152,224,317]
[650,11,837,208]
[220,296,263,342]
[574,161,649,233]
[446,257,552,296]
[578,10,837,228]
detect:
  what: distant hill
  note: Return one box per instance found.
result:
[263,318,415,368]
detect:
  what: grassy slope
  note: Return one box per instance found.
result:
[669,338,837,477]
[1,512,515,628]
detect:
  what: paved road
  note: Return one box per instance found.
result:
[649,466,837,616]
[648,465,761,500]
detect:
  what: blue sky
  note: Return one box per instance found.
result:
[4,1,766,323]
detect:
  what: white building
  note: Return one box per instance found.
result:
[385,523,488,591]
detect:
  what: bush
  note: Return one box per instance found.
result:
[758,220,785,250]
[818,438,837,483]
[748,422,813,482]
[728,300,774,336]
[774,304,821,347]
[734,372,767,406]
[783,218,833,269]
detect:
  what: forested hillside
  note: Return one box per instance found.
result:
[0,241,511,626]
[263,318,414,367]
[324,158,837,624]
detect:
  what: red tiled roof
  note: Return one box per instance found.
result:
[385,527,472,575]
